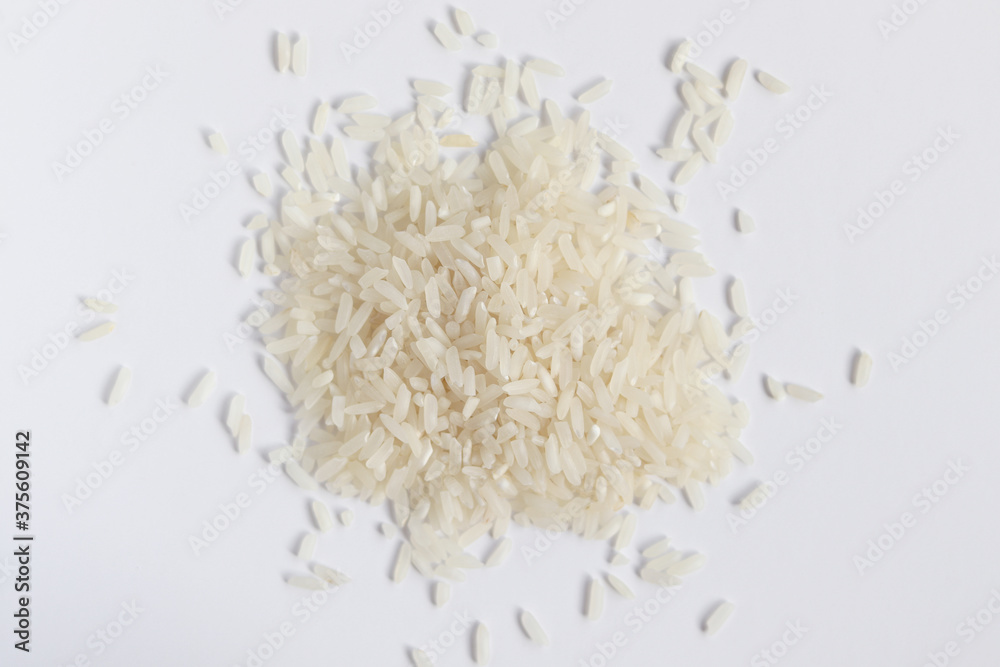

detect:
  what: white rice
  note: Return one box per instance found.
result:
[187,370,217,407]
[297,533,317,560]
[476,33,499,49]
[237,415,252,454]
[339,509,355,526]
[433,581,450,607]
[729,279,749,317]
[527,58,565,77]
[736,209,756,233]
[208,132,229,155]
[586,577,605,620]
[454,8,475,35]
[312,501,334,532]
[520,611,549,645]
[610,552,629,566]
[673,193,687,213]
[577,79,613,104]
[238,239,255,277]
[685,63,723,88]
[337,95,378,113]
[291,35,308,77]
[852,351,872,387]
[252,173,272,197]
[674,153,705,185]
[786,383,824,402]
[433,22,462,51]
[764,375,786,400]
[84,297,118,313]
[474,623,490,665]
[287,575,327,590]
[312,563,350,586]
[669,40,692,73]
[381,522,398,539]
[704,601,735,636]
[485,537,512,567]
[414,79,452,96]
[756,70,790,94]
[606,573,636,599]
[613,513,637,551]
[78,322,115,342]
[312,103,329,135]
[724,59,747,99]
[641,537,671,559]
[411,648,433,667]
[226,394,245,435]
[392,542,412,583]
[107,366,132,407]
[276,33,290,73]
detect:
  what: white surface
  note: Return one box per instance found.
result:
[2,0,1000,665]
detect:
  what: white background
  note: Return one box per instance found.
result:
[2,0,1000,665]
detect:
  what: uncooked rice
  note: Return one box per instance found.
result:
[704,600,735,635]
[785,383,823,402]
[208,132,229,155]
[78,322,115,342]
[107,366,132,407]
[474,622,490,665]
[312,500,334,532]
[586,577,605,620]
[606,572,635,599]
[852,351,872,387]
[519,610,548,645]
[756,70,790,94]
[187,370,217,407]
